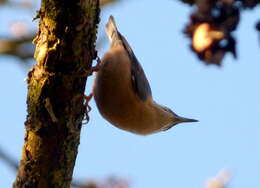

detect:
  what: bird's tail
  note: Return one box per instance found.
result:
[105,15,121,44]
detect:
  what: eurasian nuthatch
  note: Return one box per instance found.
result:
[93,16,198,135]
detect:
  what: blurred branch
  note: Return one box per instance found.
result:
[0,0,34,9]
[0,32,108,62]
[256,20,260,44]
[0,0,119,8]
[0,146,129,188]
[205,168,232,188]
[71,181,98,188]
[100,0,119,7]
[0,0,120,62]
[0,0,7,4]
[71,177,130,188]
[0,35,34,60]
[0,146,19,171]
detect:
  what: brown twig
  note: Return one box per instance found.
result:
[100,0,119,7]
[0,35,35,60]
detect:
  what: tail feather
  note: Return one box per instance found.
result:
[106,15,121,44]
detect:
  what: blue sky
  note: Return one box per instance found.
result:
[0,0,259,187]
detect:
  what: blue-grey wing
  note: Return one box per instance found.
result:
[119,33,152,102]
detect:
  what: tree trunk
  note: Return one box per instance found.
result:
[13,0,100,187]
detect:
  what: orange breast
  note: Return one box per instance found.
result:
[93,47,158,135]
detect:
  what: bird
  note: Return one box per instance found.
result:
[92,15,198,135]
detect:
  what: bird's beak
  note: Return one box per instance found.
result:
[176,115,198,123]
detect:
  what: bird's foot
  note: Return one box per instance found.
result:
[80,56,102,77]
[91,56,102,72]
[83,93,93,124]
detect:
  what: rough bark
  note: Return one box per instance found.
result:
[13,0,100,187]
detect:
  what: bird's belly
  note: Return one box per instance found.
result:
[93,72,156,135]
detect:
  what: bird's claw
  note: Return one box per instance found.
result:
[81,56,102,77]
[83,93,93,124]
[92,56,102,72]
